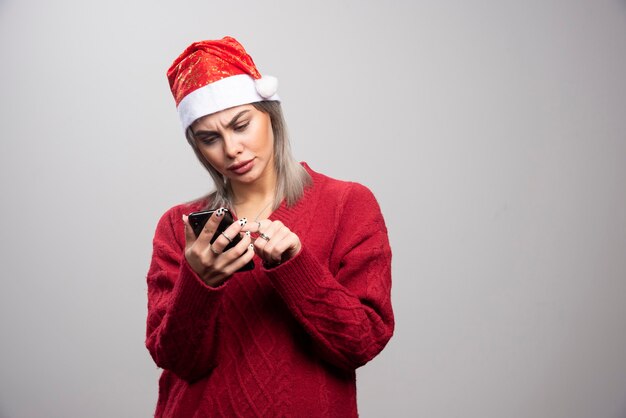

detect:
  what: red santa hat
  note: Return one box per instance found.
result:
[167,36,279,131]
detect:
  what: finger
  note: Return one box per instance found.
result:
[214,218,248,251]
[260,220,284,243]
[240,219,268,234]
[211,217,248,254]
[199,232,253,282]
[262,227,292,263]
[270,232,301,263]
[241,219,260,234]
[212,232,253,271]
[197,234,254,286]
[195,208,228,247]
[220,240,256,276]
[252,226,272,253]
[217,230,252,263]
[253,221,284,260]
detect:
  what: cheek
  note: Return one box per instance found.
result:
[258,122,274,154]
[244,127,273,154]
[198,147,224,168]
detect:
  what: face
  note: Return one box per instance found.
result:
[190,104,275,187]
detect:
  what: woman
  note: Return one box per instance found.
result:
[146,36,394,417]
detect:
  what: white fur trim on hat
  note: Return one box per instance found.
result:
[177,74,280,131]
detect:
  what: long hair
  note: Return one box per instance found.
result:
[185,101,311,210]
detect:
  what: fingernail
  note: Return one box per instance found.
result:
[216,208,225,217]
[248,243,254,250]
[245,231,251,237]
[238,218,247,226]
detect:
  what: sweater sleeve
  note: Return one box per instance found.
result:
[265,183,394,371]
[145,207,225,383]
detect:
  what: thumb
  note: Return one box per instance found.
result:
[182,214,196,248]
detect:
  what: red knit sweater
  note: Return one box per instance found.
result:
[146,164,394,417]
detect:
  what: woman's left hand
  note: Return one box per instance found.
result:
[241,219,301,267]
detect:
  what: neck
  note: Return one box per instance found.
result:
[230,168,277,208]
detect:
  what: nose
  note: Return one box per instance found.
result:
[223,133,243,158]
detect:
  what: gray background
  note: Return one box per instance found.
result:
[1,1,625,417]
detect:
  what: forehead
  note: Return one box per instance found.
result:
[192,104,254,129]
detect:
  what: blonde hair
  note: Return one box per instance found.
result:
[185,101,311,210]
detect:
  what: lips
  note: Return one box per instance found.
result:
[228,158,255,175]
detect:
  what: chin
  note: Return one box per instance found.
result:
[229,171,260,184]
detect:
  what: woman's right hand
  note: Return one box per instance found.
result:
[182,209,254,287]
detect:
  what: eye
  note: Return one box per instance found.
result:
[233,122,249,132]
[196,135,219,146]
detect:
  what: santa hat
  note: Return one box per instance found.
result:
[167,36,279,132]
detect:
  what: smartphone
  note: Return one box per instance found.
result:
[187,208,255,271]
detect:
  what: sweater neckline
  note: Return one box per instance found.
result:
[262,162,317,226]
[198,162,319,225]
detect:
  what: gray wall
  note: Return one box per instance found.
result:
[1,1,625,417]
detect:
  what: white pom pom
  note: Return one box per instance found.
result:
[255,76,278,98]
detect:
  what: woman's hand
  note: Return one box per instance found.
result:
[182,209,254,287]
[241,219,302,268]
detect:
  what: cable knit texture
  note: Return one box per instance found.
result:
[146,164,394,417]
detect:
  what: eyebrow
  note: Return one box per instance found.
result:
[192,110,251,136]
